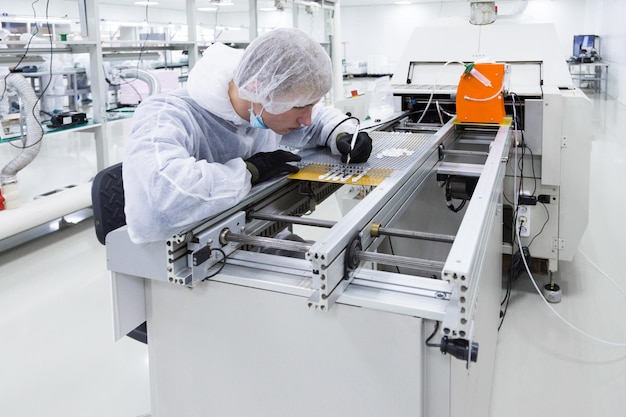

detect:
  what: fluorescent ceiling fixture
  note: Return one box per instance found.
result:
[394,1,411,4]
[134,1,159,5]
[198,7,219,11]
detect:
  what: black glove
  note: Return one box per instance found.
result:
[336,132,373,163]
[245,150,301,185]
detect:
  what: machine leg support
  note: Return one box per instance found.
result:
[542,270,562,303]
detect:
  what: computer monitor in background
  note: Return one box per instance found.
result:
[573,35,600,57]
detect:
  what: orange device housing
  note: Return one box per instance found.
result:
[455,63,506,124]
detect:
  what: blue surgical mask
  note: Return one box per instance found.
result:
[249,106,268,129]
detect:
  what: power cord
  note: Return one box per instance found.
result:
[2,0,50,150]
[425,321,441,347]
[577,247,626,297]
[517,231,626,347]
[322,115,360,148]
[201,247,228,281]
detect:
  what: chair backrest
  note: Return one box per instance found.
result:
[91,163,147,344]
[91,162,126,245]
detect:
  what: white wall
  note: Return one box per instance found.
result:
[341,0,587,71]
[596,0,626,103]
[3,0,624,102]
[340,0,624,103]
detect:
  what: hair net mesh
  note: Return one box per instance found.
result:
[234,28,333,114]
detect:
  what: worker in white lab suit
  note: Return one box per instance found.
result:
[123,28,373,243]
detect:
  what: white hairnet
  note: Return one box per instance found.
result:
[234,28,333,114]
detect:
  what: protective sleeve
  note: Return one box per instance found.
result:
[122,95,252,244]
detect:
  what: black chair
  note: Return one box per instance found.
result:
[91,162,147,344]
[92,162,126,245]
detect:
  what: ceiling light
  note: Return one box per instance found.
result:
[198,7,219,11]
[134,1,159,5]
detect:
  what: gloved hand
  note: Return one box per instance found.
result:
[245,150,301,185]
[336,132,373,163]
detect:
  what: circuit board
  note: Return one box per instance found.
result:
[288,131,435,186]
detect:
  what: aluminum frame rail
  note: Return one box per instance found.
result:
[304,124,457,310]
[440,123,511,346]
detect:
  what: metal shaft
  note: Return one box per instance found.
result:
[249,212,336,228]
[356,251,445,273]
[373,225,455,243]
[440,149,489,157]
[222,231,313,253]
[223,231,444,274]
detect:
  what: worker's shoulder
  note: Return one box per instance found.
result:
[139,88,196,109]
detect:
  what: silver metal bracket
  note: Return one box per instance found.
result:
[167,211,246,287]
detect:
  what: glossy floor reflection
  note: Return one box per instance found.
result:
[489,91,626,417]
[0,91,623,417]
[0,221,151,417]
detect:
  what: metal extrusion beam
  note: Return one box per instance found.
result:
[306,124,458,310]
[441,123,511,344]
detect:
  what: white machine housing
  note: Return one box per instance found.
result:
[391,20,591,271]
[103,21,589,417]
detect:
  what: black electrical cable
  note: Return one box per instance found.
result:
[524,141,538,195]
[526,202,550,249]
[105,70,144,104]
[322,115,360,148]
[134,3,152,74]
[444,177,467,213]
[361,109,427,132]
[386,237,402,274]
[0,14,40,99]
[425,321,441,348]
[3,0,49,151]
[500,244,529,330]
[201,248,228,281]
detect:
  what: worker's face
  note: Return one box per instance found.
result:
[260,102,317,135]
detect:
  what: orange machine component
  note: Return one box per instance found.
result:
[455,62,506,124]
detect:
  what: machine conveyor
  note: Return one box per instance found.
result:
[106,118,510,417]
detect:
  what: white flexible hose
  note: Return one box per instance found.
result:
[1,73,43,208]
[120,68,161,96]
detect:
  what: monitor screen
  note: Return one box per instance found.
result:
[573,35,598,56]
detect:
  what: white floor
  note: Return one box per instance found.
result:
[489,92,626,416]
[0,90,624,417]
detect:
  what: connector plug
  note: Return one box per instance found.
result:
[518,194,537,205]
[440,336,479,364]
[516,205,531,237]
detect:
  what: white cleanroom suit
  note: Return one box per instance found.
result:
[123,31,354,243]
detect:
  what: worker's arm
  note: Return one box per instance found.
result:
[123,94,253,244]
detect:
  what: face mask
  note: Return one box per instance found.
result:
[249,105,268,129]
